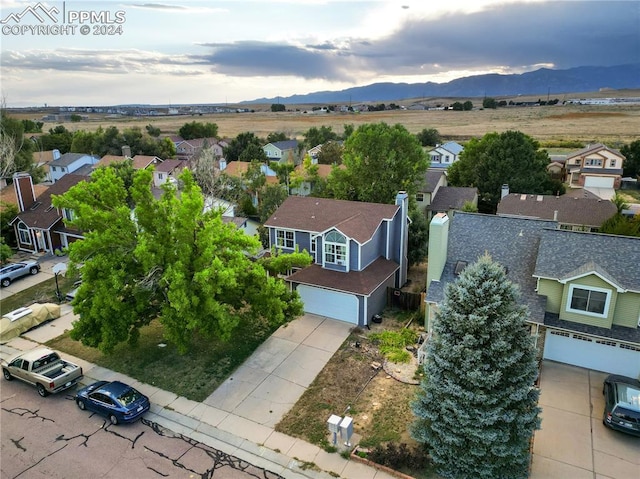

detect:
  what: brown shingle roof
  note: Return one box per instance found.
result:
[96,155,128,168]
[132,155,162,170]
[12,174,87,229]
[0,183,49,211]
[497,193,617,228]
[288,257,399,295]
[265,196,399,244]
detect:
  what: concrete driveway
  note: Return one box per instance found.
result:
[531,360,640,479]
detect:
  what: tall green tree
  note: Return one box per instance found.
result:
[327,122,428,204]
[621,139,640,179]
[178,121,218,140]
[316,140,343,165]
[408,205,428,265]
[303,125,338,149]
[447,130,551,213]
[38,125,73,153]
[53,167,306,353]
[416,128,441,147]
[223,132,266,163]
[411,254,540,479]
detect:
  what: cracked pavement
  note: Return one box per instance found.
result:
[1,379,285,479]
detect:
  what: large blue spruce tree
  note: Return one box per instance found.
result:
[411,254,540,479]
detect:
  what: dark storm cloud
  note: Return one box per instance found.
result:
[194,41,350,80]
[196,1,639,80]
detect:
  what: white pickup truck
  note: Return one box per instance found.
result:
[2,347,83,397]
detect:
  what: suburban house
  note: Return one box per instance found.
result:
[264,192,410,326]
[132,155,163,171]
[497,192,617,232]
[153,159,184,188]
[32,149,59,183]
[427,141,464,168]
[425,212,640,378]
[565,143,625,192]
[203,197,259,237]
[263,140,299,164]
[49,153,99,182]
[220,160,279,184]
[416,168,477,219]
[428,187,478,219]
[290,163,345,197]
[175,138,225,161]
[416,168,447,213]
[307,141,343,164]
[9,172,86,254]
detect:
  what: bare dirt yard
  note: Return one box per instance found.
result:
[16,89,640,145]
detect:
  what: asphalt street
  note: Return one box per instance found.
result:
[1,378,285,479]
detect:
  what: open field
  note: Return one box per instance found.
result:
[12,89,640,145]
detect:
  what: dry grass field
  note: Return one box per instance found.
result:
[12,89,640,145]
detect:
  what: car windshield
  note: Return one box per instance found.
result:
[117,388,143,406]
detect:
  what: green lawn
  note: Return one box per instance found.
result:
[3,278,276,402]
[0,275,78,313]
[47,319,274,402]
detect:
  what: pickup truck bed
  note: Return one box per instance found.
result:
[2,347,83,397]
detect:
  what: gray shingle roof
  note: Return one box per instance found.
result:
[426,213,557,322]
[534,229,640,292]
[421,169,446,193]
[429,187,477,212]
[268,140,298,151]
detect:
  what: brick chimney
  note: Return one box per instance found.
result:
[13,172,36,212]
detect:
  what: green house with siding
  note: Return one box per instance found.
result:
[426,212,640,378]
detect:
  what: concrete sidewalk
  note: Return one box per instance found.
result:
[0,307,395,479]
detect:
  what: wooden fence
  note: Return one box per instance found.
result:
[387,287,425,313]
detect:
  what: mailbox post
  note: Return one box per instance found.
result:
[339,416,354,447]
[327,414,342,445]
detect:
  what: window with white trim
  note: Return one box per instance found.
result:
[63,208,75,222]
[567,284,611,318]
[324,230,347,265]
[275,229,294,248]
[610,159,616,168]
[18,223,31,244]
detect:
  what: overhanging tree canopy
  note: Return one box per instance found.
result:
[53,167,307,353]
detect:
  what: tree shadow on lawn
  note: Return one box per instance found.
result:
[46,318,275,402]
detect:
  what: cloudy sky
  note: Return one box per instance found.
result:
[1,0,638,107]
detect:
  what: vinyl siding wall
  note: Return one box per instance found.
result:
[559,274,617,328]
[538,278,563,314]
[612,291,640,328]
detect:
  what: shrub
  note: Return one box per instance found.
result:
[368,443,430,470]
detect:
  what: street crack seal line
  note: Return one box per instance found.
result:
[140,418,285,479]
[11,443,68,479]
[3,407,55,423]
[10,436,26,452]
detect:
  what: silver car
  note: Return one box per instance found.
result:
[0,261,40,287]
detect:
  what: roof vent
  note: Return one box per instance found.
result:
[454,261,468,276]
[536,195,543,202]
[520,194,527,201]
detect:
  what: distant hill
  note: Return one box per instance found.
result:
[245,64,640,105]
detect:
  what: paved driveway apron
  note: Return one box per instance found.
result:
[531,361,640,479]
[204,314,352,428]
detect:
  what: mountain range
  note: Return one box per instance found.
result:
[245,64,640,105]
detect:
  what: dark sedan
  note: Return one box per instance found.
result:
[603,374,640,437]
[75,380,150,425]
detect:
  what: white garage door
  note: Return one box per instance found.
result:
[544,330,640,378]
[297,285,358,324]
[584,176,615,188]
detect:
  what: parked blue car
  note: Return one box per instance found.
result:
[75,380,150,425]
